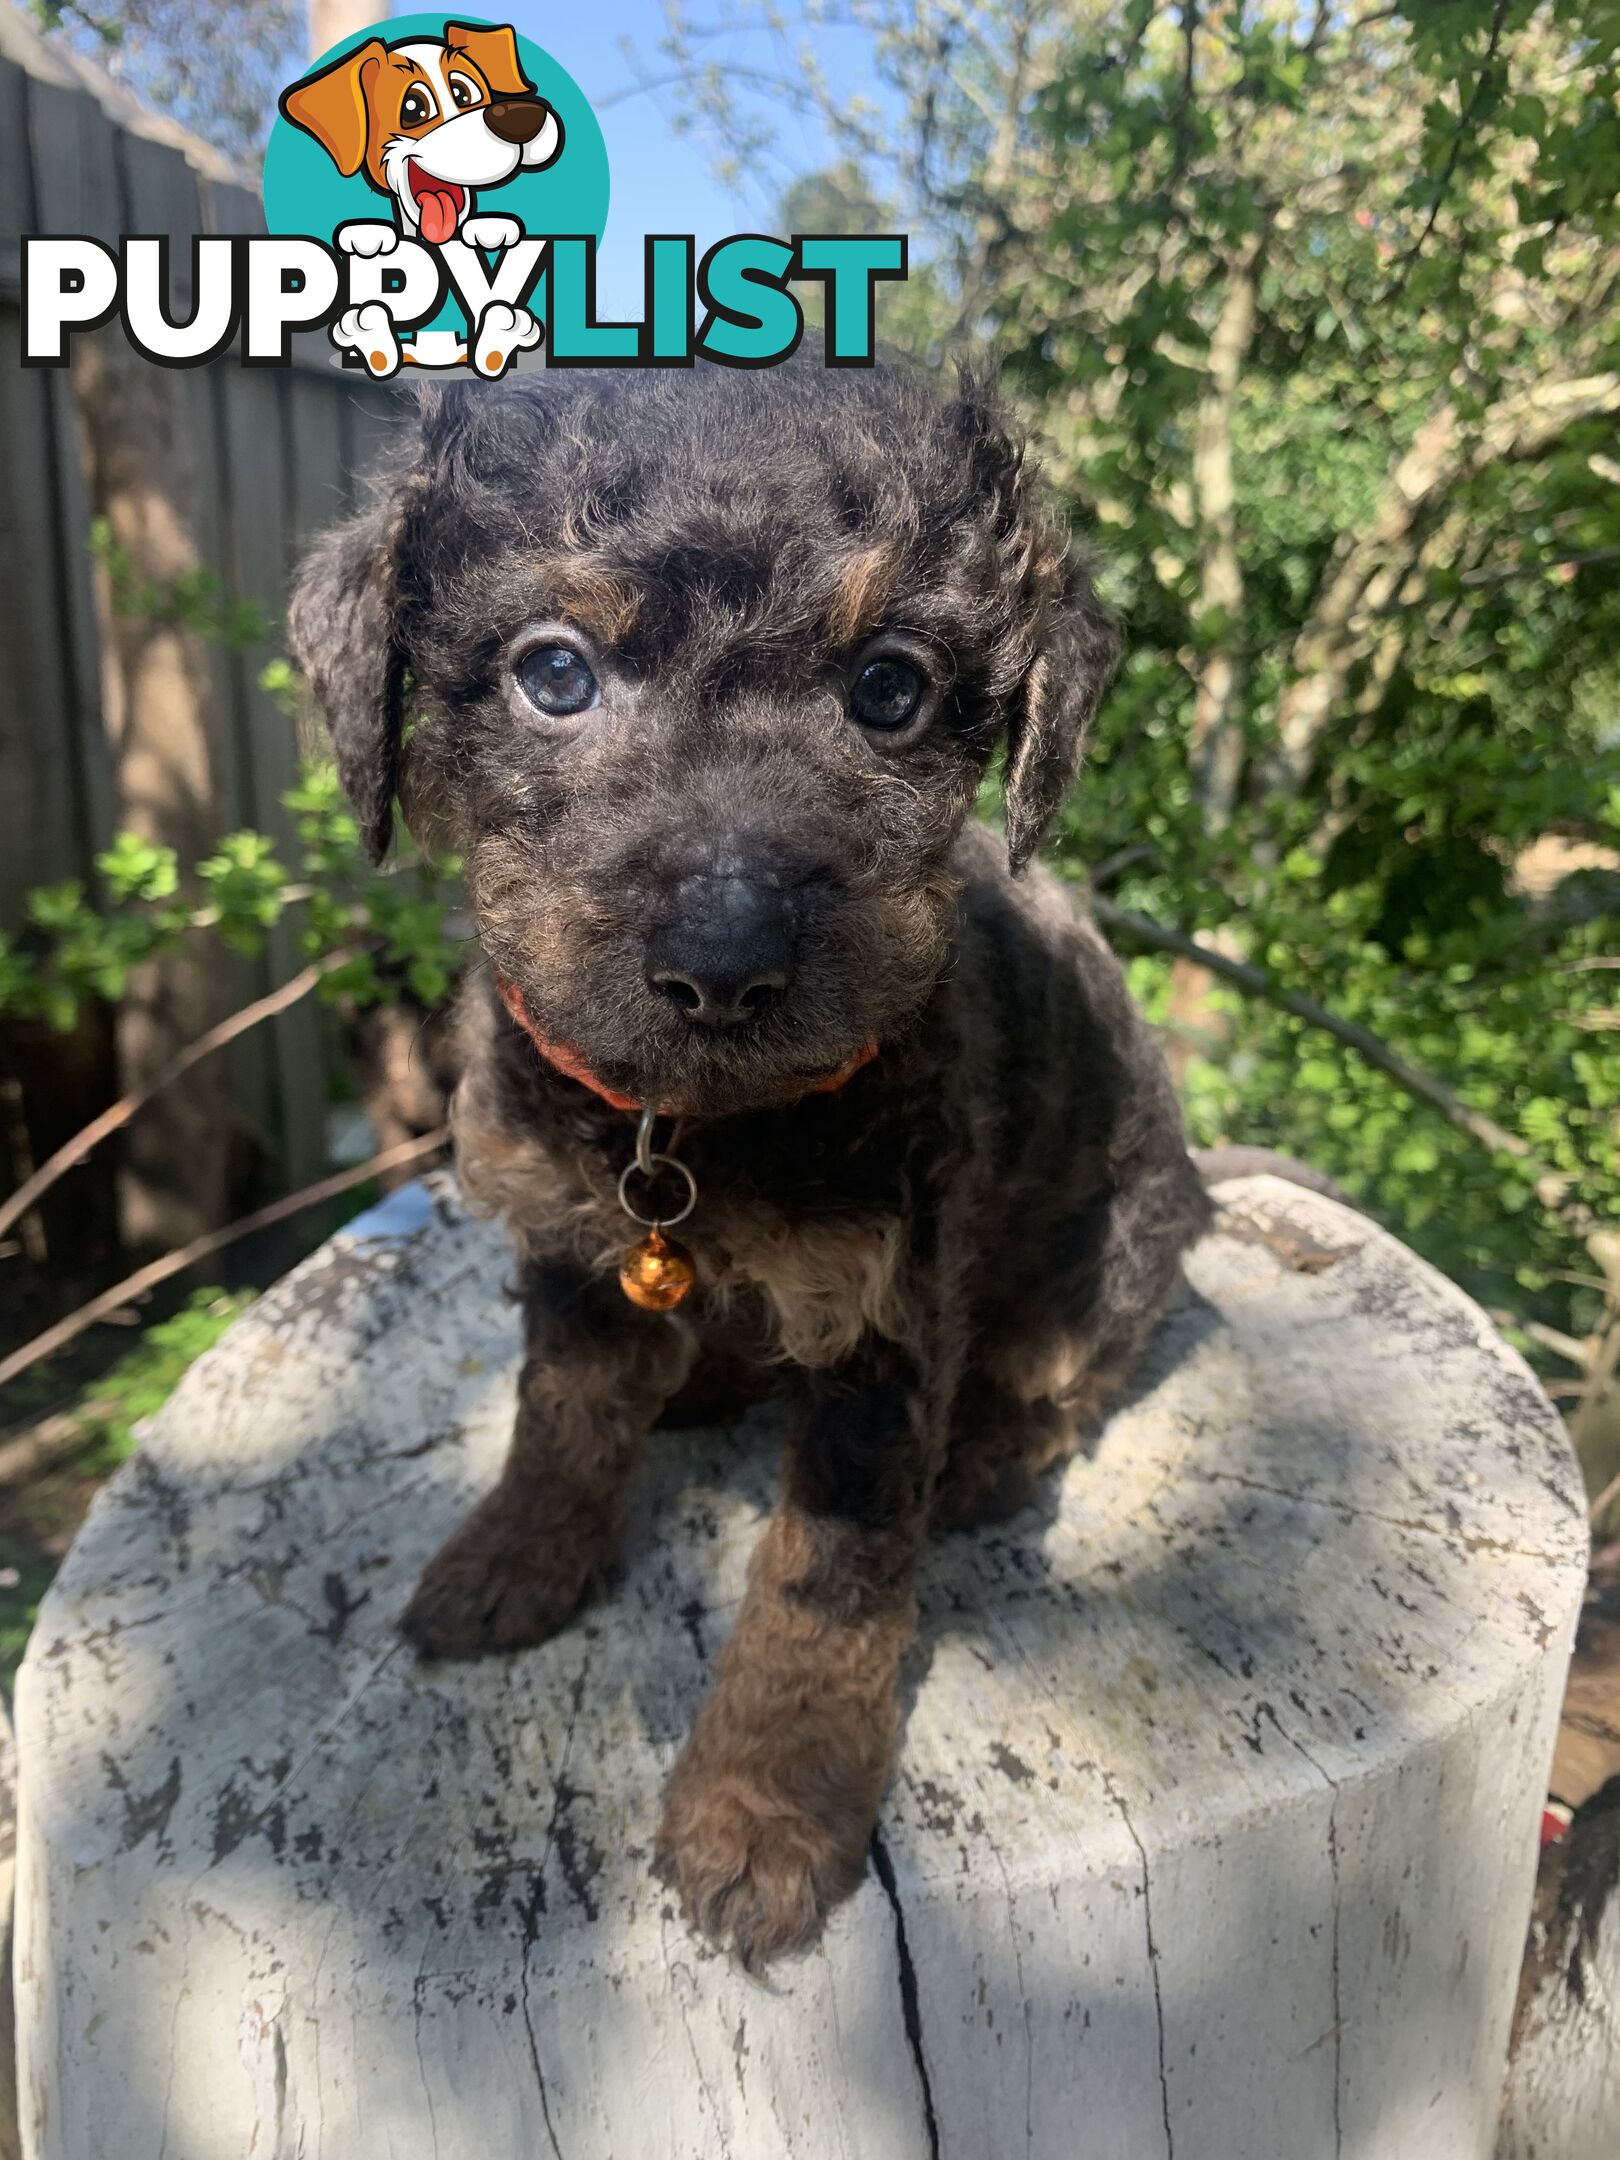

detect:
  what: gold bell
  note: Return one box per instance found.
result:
[618,1227,697,1311]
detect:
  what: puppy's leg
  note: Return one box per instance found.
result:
[655,1336,780,1431]
[402,1258,691,1659]
[932,1371,1098,1532]
[938,1143,1209,1531]
[656,1343,927,1965]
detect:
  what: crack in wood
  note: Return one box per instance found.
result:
[869,1829,939,2160]
[517,1647,591,2160]
[1101,1771,1174,2159]
[1193,1465,1574,1564]
[1267,1706,1346,2160]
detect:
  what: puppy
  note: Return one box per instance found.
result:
[279,20,562,256]
[290,361,1212,1966]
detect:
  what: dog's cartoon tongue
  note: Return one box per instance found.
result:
[417,184,460,245]
[408,162,464,245]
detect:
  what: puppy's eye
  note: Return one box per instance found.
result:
[448,73,481,109]
[516,644,599,717]
[849,657,924,732]
[401,86,436,127]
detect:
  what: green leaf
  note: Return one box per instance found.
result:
[97,834,179,905]
[27,881,88,933]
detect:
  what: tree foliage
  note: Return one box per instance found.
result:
[34,0,302,160]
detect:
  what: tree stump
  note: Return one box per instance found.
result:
[1497,1776,1620,2155]
[15,1174,1587,2159]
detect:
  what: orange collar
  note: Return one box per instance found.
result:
[495,973,877,1115]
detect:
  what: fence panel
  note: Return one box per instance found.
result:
[0,24,408,1264]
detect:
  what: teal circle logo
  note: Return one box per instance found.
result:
[263,14,608,370]
[265,14,607,248]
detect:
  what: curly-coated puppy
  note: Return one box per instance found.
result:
[290,360,1211,1966]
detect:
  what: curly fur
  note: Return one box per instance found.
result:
[289,357,1211,1966]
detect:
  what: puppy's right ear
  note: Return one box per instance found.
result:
[289,501,407,863]
[444,21,535,98]
[278,39,386,178]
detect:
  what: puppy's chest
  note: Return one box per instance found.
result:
[673,1124,920,1365]
[454,1095,916,1366]
[693,1200,913,1368]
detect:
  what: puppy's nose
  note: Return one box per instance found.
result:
[485,98,551,145]
[646,878,794,1030]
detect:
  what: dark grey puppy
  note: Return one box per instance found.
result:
[290,360,1211,1966]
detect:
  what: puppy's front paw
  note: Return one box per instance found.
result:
[401,1496,599,1659]
[472,300,542,378]
[655,1734,873,1966]
[335,221,400,258]
[332,302,400,379]
[461,213,522,251]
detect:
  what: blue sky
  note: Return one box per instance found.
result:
[502,3,873,313]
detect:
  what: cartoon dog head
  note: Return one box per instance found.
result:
[279,21,563,246]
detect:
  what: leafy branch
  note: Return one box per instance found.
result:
[2,761,467,1278]
[1090,894,1608,1259]
[1,766,464,1039]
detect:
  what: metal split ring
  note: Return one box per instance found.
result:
[635,1103,662,1177]
[617,1152,698,1230]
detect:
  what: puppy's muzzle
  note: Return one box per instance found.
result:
[486,97,552,146]
[645,875,795,1031]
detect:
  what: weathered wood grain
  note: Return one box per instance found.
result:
[15,1175,1587,2158]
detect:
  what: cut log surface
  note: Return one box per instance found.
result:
[15,1173,1588,2160]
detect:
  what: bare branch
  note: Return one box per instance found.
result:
[1346,3,1405,30]
[0,1130,449,1394]
[1188,231,1264,825]
[1382,0,1511,302]
[1590,1461,1620,1529]
[594,61,824,113]
[1357,543,1620,619]
[1514,1319,1595,1369]
[0,950,357,1247]
[1171,0,1201,187]
[1088,895,1603,1252]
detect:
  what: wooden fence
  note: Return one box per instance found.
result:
[0,5,405,1274]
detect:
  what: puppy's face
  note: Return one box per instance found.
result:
[292,366,1118,1118]
[279,23,562,244]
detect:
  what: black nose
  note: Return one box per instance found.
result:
[645,877,794,1030]
[485,97,550,145]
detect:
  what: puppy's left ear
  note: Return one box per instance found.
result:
[946,375,1121,871]
[289,497,409,864]
[1001,554,1121,872]
[278,39,386,178]
[444,20,533,97]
